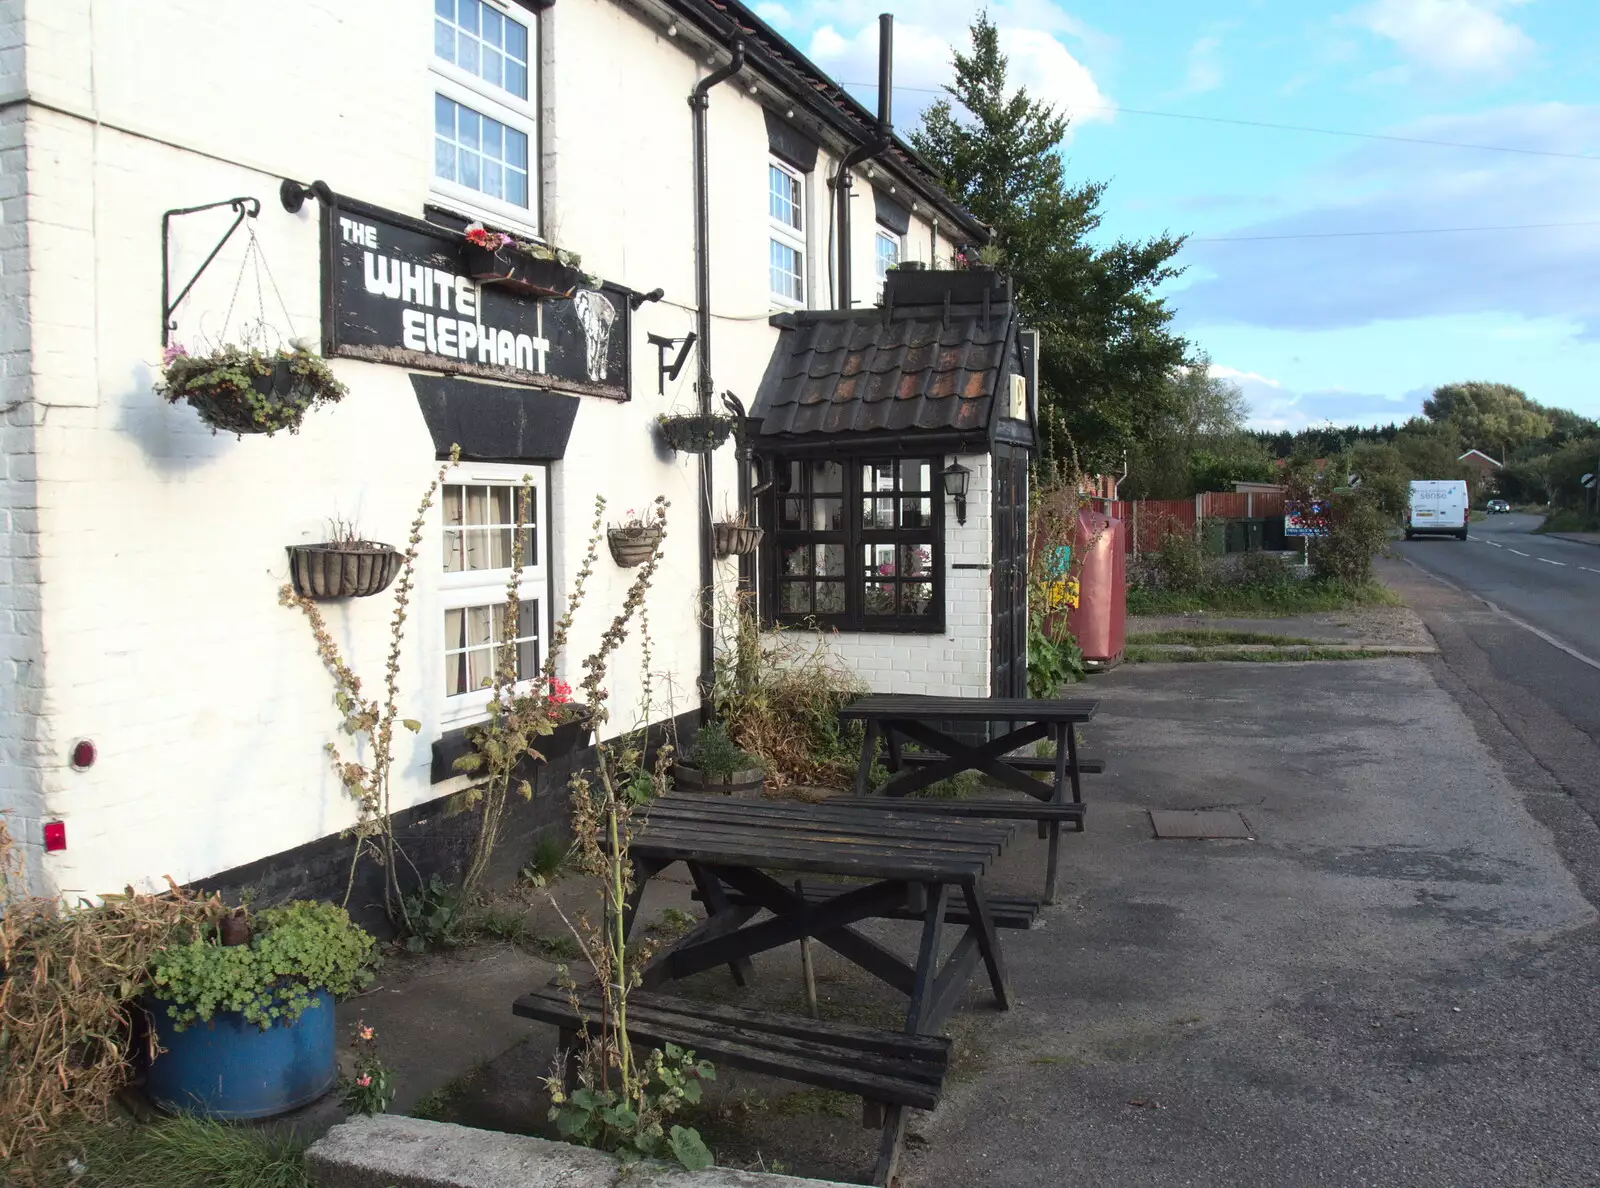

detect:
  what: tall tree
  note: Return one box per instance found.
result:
[1422,382,1551,457]
[911,14,1189,472]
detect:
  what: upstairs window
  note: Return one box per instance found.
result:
[875,227,901,302]
[769,458,942,631]
[432,0,538,232]
[769,158,806,307]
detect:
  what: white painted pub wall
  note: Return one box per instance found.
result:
[0,0,970,896]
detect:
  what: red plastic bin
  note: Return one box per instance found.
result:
[1068,508,1125,670]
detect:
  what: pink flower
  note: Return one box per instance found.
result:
[877,562,895,576]
[162,343,188,366]
[358,1025,374,1041]
[356,1074,372,1087]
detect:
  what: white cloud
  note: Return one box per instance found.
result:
[807,15,1112,132]
[1184,34,1224,94]
[755,2,794,30]
[1350,0,1535,77]
[1209,364,1281,389]
[1216,367,1419,432]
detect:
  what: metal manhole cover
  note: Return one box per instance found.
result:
[1149,810,1254,839]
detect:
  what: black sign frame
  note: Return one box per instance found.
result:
[320,193,631,401]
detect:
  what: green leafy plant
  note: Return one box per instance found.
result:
[685,722,760,779]
[546,1043,715,1170]
[42,1114,313,1188]
[337,1019,394,1116]
[399,875,469,954]
[656,411,738,454]
[1027,613,1086,698]
[148,901,376,1031]
[157,342,347,438]
[520,832,570,888]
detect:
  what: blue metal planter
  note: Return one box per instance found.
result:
[144,989,337,1119]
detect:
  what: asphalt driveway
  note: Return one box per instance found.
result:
[910,658,1600,1188]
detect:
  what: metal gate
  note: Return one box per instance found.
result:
[990,444,1029,699]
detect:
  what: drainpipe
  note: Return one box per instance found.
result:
[833,14,894,310]
[689,40,745,714]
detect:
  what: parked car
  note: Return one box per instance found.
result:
[1486,499,1511,514]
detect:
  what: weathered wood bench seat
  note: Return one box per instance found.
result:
[513,985,950,1184]
[693,880,1044,930]
[896,751,1105,775]
[833,796,1086,826]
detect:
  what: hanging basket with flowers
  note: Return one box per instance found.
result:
[158,341,347,438]
[462,223,591,299]
[657,412,738,454]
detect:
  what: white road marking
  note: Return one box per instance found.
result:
[1403,558,1600,673]
[1537,557,1566,566]
[1488,542,1504,548]
[1508,549,1529,556]
[1583,567,1600,574]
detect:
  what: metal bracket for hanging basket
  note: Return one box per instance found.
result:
[161,195,262,346]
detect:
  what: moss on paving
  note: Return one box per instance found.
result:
[1127,628,1322,646]
[1127,580,1400,617]
[1125,646,1403,664]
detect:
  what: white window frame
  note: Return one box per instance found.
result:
[430,0,540,237]
[438,462,551,726]
[874,225,902,303]
[768,156,807,310]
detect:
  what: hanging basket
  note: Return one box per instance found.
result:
[159,347,347,438]
[713,523,764,558]
[287,542,403,599]
[657,413,738,454]
[608,525,663,567]
[463,244,586,299]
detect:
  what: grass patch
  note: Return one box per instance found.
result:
[1127,580,1400,617]
[1126,628,1321,646]
[412,1061,489,1122]
[467,902,528,944]
[1125,646,1401,664]
[769,1088,855,1118]
[1537,509,1600,534]
[528,933,582,962]
[906,770,984,800]
[519,831,570,886]
[39,1115,311,1188]
[647,907,699,939]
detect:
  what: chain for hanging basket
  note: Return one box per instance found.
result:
[656,412,738,454]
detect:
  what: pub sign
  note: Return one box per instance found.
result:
[322,196,630,400]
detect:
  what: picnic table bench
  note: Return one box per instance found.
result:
[514,795,1016,1185]
[838,694,1101,903]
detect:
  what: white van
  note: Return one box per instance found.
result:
[1406,480,1469,540]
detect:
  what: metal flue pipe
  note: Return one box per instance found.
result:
[833,13,894,310]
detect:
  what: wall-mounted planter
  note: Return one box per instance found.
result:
[713,523,763,558]
[608,526,663,567]
[160,346,348,438]
[673,764,765,797]
[657,413,737,454]
[287,543,403,599]
[463,245,585,299]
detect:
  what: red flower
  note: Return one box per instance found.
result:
[548,678,573,706]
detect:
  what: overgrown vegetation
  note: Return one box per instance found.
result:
[1536,508,1600,534]
[1125,646,1400,664]
[1127,629,1321,646]
[684,721,761,779]
[1026,470,1090,695]
[713,594,868,788]
[0,823,229,1176]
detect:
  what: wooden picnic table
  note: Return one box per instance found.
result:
[624,795,1016,1036]
[838,694,1100,902]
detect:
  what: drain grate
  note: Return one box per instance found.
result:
[1149,809,1254,839]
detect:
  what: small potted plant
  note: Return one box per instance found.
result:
[157,340,348,437]
[712,510,763,558]
[608,507,665,567]
[673,721,765,797]
[143,900,377,1119]
[656,411,738,454]
[462,223,590,299]
[287,518,403,599]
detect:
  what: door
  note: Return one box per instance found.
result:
[991,444,1029,699]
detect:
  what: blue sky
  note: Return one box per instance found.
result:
[758,0,1600,431]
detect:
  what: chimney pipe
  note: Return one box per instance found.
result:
[834,13,894,310]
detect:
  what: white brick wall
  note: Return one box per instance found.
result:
[8,0,977,897]
[774,453,994,699]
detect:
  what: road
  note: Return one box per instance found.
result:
[1390,513,1600,830]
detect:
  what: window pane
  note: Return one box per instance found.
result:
[901,497,932,529]
[435,17,455,61]
[444,530,463,572]
[482,47,504,89]
[864,498,894,529]
[817,544,845,576]
[434,138,456,182]
[506,168,528,209]
[459,0,479,35]
[782,545,811,576]
[458,30,480,74]
[901,582,933,615]
[899,544,932,578]
[522,526,537,565]
[769,240,802,302]
[466,605,494,647]
[466,486,489,524]
[812,461,844,492]
[506,60,528,100]
[461,150,480,189]
[483,160,504,200]
[780,498,804,530]
[506,19,528,62]
[815,582,845,613]
[446,608,464,647]
[865,543,897,576]
[864,582,895,615]
[780,582,811,614]
[436,0,453,17]
[467,645,492,692]
[435,91,455,134]
[483,7,503,48]
[459,108,480,150]
[901,461,931,492]
[812,498,842,531]
[865,462,895,492]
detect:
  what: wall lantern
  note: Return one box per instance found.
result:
[941,460,971,525]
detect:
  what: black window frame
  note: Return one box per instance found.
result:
[764,455,945,633]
